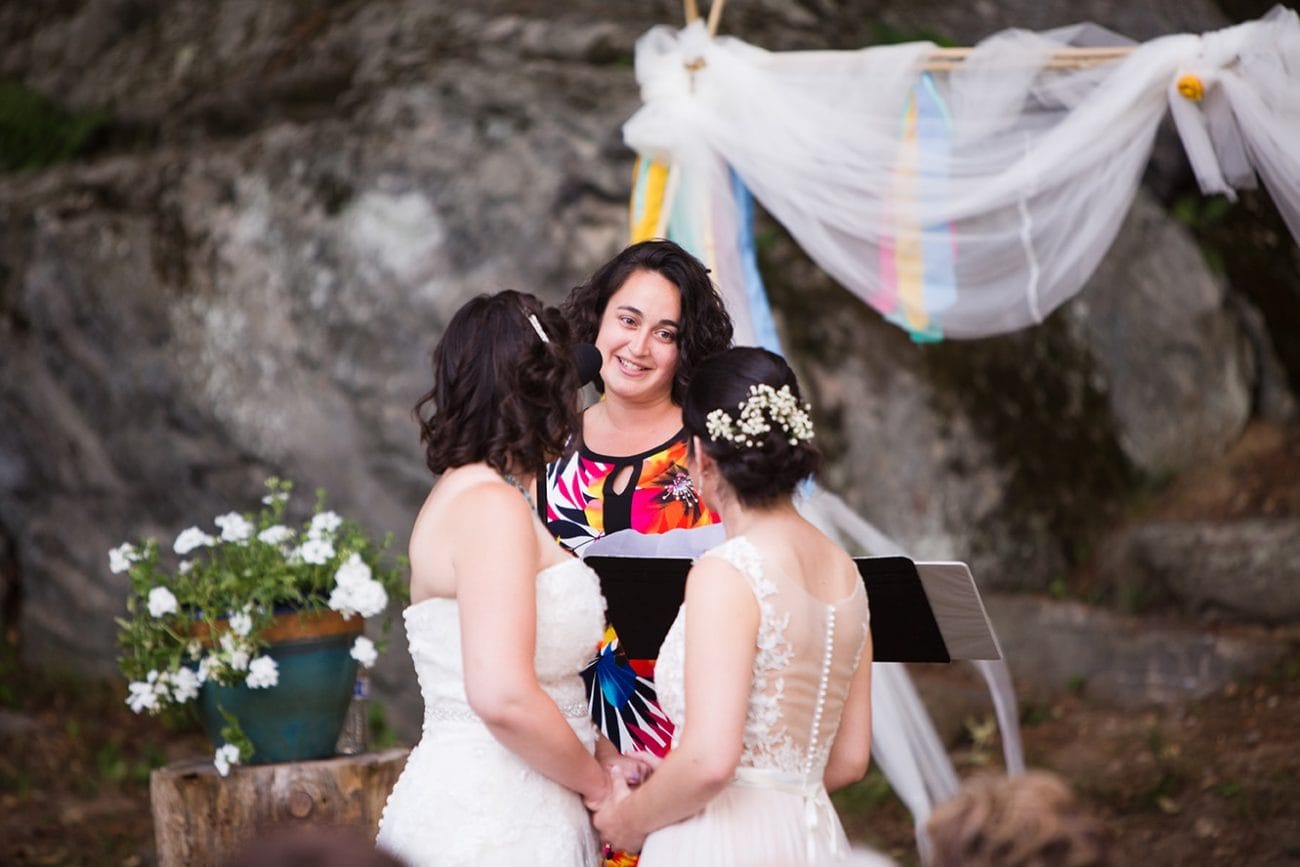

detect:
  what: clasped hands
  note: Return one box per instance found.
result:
[585,752,658,854]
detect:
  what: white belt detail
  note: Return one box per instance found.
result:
[423,699,589,728]
[731,766,844,863]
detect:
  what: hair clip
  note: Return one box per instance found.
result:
[526,312,550,343]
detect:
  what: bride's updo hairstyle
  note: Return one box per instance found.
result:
[415,290,579,477]
[682,347,820,507]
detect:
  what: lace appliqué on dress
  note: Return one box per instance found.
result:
[704,537,804,775]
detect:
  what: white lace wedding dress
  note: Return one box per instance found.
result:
[376,558,606,867]
[640,535,873,867]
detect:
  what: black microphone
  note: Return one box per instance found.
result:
[574,343,603,386]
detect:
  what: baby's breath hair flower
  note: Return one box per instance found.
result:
[704,384,815,449]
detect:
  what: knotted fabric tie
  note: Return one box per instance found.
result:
[1166,20,1260,199]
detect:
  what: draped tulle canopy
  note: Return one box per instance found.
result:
[626,6,1300,342]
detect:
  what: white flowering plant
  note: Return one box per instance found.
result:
[113,477,406,773]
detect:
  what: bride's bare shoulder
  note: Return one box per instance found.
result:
[412,467,525,538]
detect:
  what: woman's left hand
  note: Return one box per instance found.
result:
[592,774,645,853]
[603,752,657,787]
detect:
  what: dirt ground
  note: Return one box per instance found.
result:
[3,423,1298,866]
[2,645,1298,867]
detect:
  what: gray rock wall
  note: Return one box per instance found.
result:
[1,0,1294,725]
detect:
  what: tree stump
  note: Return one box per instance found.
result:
[150,748,409,867]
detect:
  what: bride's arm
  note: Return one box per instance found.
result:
[593,557,758,852]
[442,484,609,806]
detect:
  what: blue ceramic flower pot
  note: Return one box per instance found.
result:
[198,614,361,764]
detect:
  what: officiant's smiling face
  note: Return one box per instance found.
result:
[594,269,682,406]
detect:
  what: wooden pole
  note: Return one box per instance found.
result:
[150,748,409,867]
[921,45,1134,72]
[706,0,726,36]
[683,0,699,24]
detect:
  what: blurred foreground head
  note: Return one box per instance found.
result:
[924,771,1113,867]
[224,825,408,867]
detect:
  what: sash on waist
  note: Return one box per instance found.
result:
[730,766,846,863]
[423,697,589,729]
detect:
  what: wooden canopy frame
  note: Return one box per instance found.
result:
[683,0,1135,70]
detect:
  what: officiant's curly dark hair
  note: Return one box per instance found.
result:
[415,290,579,477]
[563,238,733,405]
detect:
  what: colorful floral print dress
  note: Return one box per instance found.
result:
[539,428,719,761]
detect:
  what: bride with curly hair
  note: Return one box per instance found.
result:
[377,290,612,866]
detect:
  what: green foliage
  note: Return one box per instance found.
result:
[864,23,957,47]
[218,704,255,763]
[1268,649,1300,684]
[1212,780,1243,799]
[831,767,901,814]
[1115,577,1171,615]
[1020,701,1055,726]
[0,81,110,172]
[0,769,33,796]
[1171,193,1235,229]
[95,740,129,784]
[1136,728,1190,813]
[369,700,401,750]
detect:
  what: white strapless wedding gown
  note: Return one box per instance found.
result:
[376,558,605,867]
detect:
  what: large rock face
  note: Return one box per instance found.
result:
[0,0,1293,729]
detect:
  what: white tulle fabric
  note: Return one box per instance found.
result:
[624,7,1300,340]
[799,487,1029,862]
[375,559,606,867]
[642,536,871,866]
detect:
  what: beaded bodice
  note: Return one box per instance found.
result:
[402,557,605,731]
[655,536,870,777]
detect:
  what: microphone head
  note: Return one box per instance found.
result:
[574,343,603,386]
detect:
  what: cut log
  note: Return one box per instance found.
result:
[150,748,409,867]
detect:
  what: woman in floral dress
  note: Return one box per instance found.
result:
[537,241,733,855]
